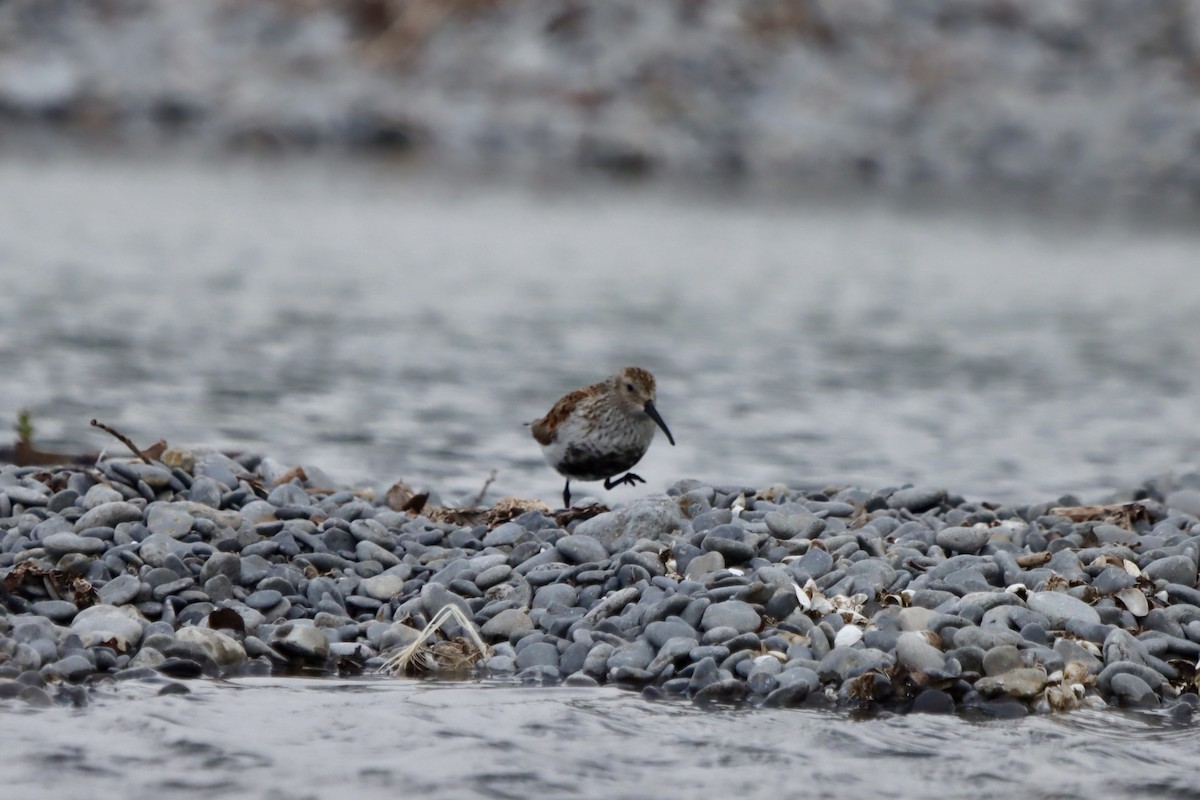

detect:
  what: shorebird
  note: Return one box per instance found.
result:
[531,367,675,508]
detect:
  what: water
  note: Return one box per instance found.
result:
[3,675,1195,800]
[3,155,1200,507]
[3,155,1200,796]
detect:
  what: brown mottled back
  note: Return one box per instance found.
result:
[530,387,589,445]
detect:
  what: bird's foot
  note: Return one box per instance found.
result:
[604,472,646,491]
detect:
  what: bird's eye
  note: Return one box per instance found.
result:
[625,383,636,392]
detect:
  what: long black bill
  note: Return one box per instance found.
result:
[644,401,676,446]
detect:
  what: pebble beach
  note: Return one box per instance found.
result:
[4,448,1199,719]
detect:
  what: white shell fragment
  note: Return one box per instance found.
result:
[834,625,864,648]
[1115,587,1149,617]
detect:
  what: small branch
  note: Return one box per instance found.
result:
[89,419,153,464]
[469,469,497,509]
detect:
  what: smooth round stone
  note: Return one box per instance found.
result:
[1092,567,1137,595]
[239,555,272,585]
[145,503,195,538]
[174,626,247,668]
[139,533,189,568]
[1025,591,1101,628]
[43,654,95,682]
[42,532,108,558]
[246,590,284,611]
[644,620,700,649]
[794,546,834,579]
[152,577,195,601]
[898,607,938,632]
[895,632,946,674]
[200,552,241,584]
[648,637,700,673]
[533,583,578,609]
[82,484,125,510]
[481,608,533,639]
[74,502,143,533]
[1110,672,1158,707]
[607,640,655,671]
[982,644,1023,676]
[1165,490,1200,518]
[271,623,330,661]
[474,564,512,591]
[701,525,757,563]
[935,526,990,555]
[572,497,684,553]
[267,483,309,508]
[188,477,225,509]
[700,600,760,634]
[887,487,946,513]
[693,678,748,706]
[4,486,49,506]
[763,512,821,540]
[349,519,394,547]
[684,552,725,580]
[127,464,173,489]
[763,682,811,707]
[974,667,1048,699]
[355,540,401,568]
[1143,555,1197,588]
[514,642,560,671]
[66,605,143,650]
[29,600,79,622]
[358,573,405,602]
[556,534,609,565]
[482,522,526,548]
[909,688,954,714]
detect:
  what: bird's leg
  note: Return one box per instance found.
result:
[562,479,572,509]
[604,473,646,490]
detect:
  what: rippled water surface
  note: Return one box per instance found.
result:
[3,156,1200,505]
[4,156,1200,797]
[5,676,1198,800]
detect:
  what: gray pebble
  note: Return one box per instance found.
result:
[271,623,329,661]
[556,534,608,565]
[74,502,144,533]
[1110,672,1158,707]
[895,632,946,674]
[700,600,760,634]
[1143,555,1197,588]
[1025,591,1100,628]
[43,532,108,558]
[887,487,946,513]
[935,526,990,555]
[515,642,559,670]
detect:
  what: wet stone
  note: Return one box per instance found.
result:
[516,642,560,671]
[246,590,284,611]
[935,526,990,555]
[271,623,330,661]
[74,502,144,533]
[1025,591,1100,628]
[684,551,725,580]
[44,654,95,682]
[43,532,108,557]
[1143,555,1197,588]
[29,600,79,623]
[556,534,608,565]
[888,487,946,513]
[1110,672,1158,708]
[700,601,760,634]
[701,525,757,563]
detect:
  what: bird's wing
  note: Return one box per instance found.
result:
[530,388,588,445]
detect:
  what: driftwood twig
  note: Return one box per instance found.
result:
[89,419,153,464]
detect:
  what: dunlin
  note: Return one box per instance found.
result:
[531,366,675,508]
